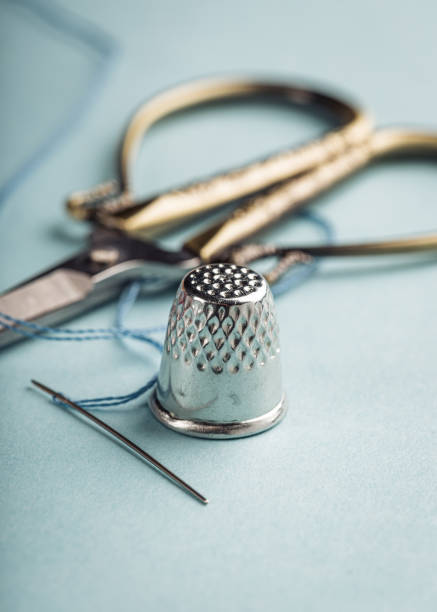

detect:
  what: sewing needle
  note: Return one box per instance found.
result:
[31,379,209,505]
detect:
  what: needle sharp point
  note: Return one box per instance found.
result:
[30,378,209,505]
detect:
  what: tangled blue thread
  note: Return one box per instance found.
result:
[0,311,164,348]
[0,2,335,409]
[0,279,165,410]
[1,209,334,410]
[67,280,163,409]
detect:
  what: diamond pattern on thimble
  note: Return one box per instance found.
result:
[165,264,280,375]
[152,263,286,437]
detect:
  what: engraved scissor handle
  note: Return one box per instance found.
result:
[187,127,437,260]
[216,127,437,282]
[66,76,437,265]
[66,76,372,232]
[3,77,437,350]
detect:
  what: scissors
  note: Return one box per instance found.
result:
[2,76,437,349]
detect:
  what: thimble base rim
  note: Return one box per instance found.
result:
[149,393,287,439]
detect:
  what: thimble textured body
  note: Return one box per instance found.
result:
[150,263,287,438]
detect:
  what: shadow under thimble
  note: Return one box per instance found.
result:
[149,263,287,439]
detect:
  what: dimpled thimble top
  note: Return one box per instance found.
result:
[183,263,265,303]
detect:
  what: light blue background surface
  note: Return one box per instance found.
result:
[1,1,436,610]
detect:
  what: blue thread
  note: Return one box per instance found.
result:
[0,1,335,411]
[112,281,159,350]
[0,1,335,410]
[1,210,334,410]
[67,283,162,411]
[271,209,334,296]
[0,208,332,340]
[74,376,158,411]
[0,311,165,343]
[0,282,164,410]
[0,0,119,207]
[52,375,158,412]
[115,281,143,329]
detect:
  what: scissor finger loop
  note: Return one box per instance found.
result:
[3,75,437,350]
[65,76,437,270]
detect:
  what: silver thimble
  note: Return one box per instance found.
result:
[150,263,287,439]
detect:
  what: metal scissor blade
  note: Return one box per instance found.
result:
[0,268,96,348]
[0,228,199,349]
[0,268,93,323]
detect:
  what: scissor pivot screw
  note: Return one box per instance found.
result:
[89,247,120,265]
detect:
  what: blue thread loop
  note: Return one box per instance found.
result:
[74,283,163,409]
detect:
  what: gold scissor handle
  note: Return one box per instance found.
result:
[229,221,437,286]
[66,76,437,269]
[66,76,371,231]
[186,128,437,260]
